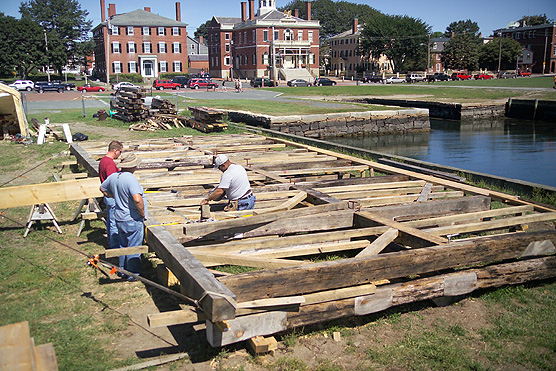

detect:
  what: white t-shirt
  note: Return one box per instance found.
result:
[218,163,250,200]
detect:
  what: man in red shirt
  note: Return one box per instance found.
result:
[99,141,123,250]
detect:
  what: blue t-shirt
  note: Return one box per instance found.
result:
[101,172,147,222]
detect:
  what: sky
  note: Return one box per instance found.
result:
[1,0,555,36]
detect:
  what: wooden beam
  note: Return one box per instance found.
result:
[0,321,34,371]
[253,191,307,215]
[237,296,305,309]
[145,216,237,322]
[191,251,308,268]
[0,178,102,209]
[417,182,433,202]
[218,230,556,302]
[355,211,448,247]
[356,228,398,257]
[104,245,149,258]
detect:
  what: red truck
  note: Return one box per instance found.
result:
[152,79,181,90]
[451,72,472,80]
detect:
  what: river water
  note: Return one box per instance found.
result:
[326,118,556,188]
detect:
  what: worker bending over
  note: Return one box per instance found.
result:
[201,154,255,211]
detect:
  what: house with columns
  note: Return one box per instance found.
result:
[92,0,189,82]
[207,0,320,81]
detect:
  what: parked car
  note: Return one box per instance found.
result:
[250,77,278,87]
[172,76,189,87]
[35,81,66,93]
[187,78,218,89]
[498,71,516,79]
[77,84,106,92]
[384,76,405,84]
[112,81,138,90]
[287,79,311,87]
[314,77,336,86]
[152,79,181,90]
[406,73,425,83]
[474,73,494,80]
[52,80,75,90]
[451,72,472,80]
[427,73,450,82]
[518,70,532,77]
[9,80,35,91]
[361,75,383,83]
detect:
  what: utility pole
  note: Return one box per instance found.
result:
[426,33,431,75]
[497,32,502,77]
[43,29,51,82]
[271,26,276,86]
[542,35,548,75]
[106,17,111,87]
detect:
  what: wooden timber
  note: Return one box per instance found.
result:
[69,134,556,348]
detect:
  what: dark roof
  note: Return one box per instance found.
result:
[213,17,242,25]
[106,9,187,27]
[189,54,208,62]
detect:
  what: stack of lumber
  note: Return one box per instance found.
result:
[0,113,18,138]
[0,321,58,370]
[150,97,177,115]
[187,106,227,133]
[129,114,188,131]
[111,86,149,122]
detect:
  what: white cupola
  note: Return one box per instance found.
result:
[258,0,276,16]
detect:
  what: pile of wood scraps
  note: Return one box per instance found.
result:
[0,321,58,370]
[129,114,188,131]
[187,106,228,133]
[111,86,149,122]
[150,97,177,115]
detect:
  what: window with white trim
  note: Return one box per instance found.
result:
[160,61,168,73]
[143,42,151,53]
[225,44,230,52]
[142,27,150,35]
[127,26,134,35]
[284,29,292,41]
[252,53,256,65]
[112,42,120,53]
[225,33,230,40]
[158,27,165,35]
[298,31,303,41]
[224,56,230,65]
[173,61,181,72]
[262,52,269,65]
[308,31,313,42]
[111,25,119,35]
[274,30,279,40]
[113,61,122,73]
[173,42,181,53]
[263,30,268,42]
[172,27,179,36]
[128,42,136,53]
[159,42,167,53]
[129,61,137,73]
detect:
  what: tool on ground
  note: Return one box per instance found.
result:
[87,254,110,278]
[166,206,190,222]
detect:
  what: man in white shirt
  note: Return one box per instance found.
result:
[200,154,255,211]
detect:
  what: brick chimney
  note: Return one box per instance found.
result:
[108,3,116,17]
[305,1,311,21]
[175,2,181,22]
[199,35,204,44]
[249,0,255,20]
[144,7,151,12]
[294,9,299,18]
[241,2,247,22]
[100,0,106,22]
[352,18,358,34]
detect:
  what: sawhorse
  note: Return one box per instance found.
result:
[23,203,62,237]
[73,198,104,237]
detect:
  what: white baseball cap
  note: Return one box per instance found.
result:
[213,154,228,169]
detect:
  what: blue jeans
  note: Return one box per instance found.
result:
[238,194,256,211]
[116,219,144,274]
[104,197,119,250]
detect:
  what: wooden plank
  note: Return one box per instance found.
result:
[218,230,556,302]
[0,321,34,371]
[328,185,443,200]
[0,178,102,209]
[417,182,433,202]
[424,212,556,236]
[237,296,306,309]
[104,245,149,258]
[316,180,427,193]
[356,211,448,246]
[145,216,237,322]
[147,308,199,328]
[356,228,398,257]
[191,251,308,268]
[253,191,307,215]
[34,343,58,371]
[303,283,377,305]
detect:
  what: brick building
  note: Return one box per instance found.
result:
[92,0,188,82]
[429,37,450,73]
[329,19,393,78]
[494,23,556,74]
[187,35,209,74]
[207,0,320,81]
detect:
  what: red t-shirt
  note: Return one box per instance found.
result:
[99,156,119,182]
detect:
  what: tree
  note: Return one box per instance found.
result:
[478,38,522,71]
[441,34,481,71]
[0,13,48,78]
[280,0,381,43]
[195,20,211,40]
[444,19,480,37]
[518,14,553,27]
[19,0,92,75]
[359,13,430,73]
[71,40,95,72]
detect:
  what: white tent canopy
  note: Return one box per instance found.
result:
[0,83,29,137]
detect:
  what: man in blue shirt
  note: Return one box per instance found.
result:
[100,153,147,281]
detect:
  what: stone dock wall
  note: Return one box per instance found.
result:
[348,98,506,121]
[226,109,430,139]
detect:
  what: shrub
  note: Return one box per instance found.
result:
[160,72,190,80]
[109,74,143,84]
